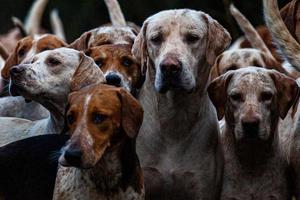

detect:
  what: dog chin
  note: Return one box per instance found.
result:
[155,81,195,94]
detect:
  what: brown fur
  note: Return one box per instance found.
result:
[86,44,143,93]
[54,84,144,200]
[1,34,67,80]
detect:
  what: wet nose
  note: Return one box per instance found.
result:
[64,149,82,167]
[241,116,260,138]
[160,57,182,75]
[106,73,122,87]
[10,66,26,76]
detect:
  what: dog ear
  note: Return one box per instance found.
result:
[70,52,106,92]
[132,21,149,76]
[117,88,143,138]
[202,13,231,66]
[208,71,234,120]
[69,31,92,51]
[210,54,223,81]
[1,42,20,80]
[269,70,299,119]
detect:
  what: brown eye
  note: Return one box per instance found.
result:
[185,34,200,44]
[47,57,61,66]
[230,93,243,102]
[95,59,104,68]
[92,112,106,124]
[67,114,75,125]
[261,91,273,102]
[122,57,133,67]
[150,34,163,45]
[18,48,26,57]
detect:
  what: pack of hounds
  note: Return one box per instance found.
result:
[0,0,300,199]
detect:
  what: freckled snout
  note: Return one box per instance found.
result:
[241,115,260,139]
[10,65,26,77]
[160,56,182,76]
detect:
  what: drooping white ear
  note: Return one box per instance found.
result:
[132,20,149,76]
[70,52,106,92]
[202,13,231,66]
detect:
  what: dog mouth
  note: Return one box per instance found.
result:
[155,75,194,93]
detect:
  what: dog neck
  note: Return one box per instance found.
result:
[139,60,216,141]
[80,137,142,195]
[38,96,66,132]
[223,122,279,169]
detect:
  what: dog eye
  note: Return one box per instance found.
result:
[95,59,104,68]
[67,114,75,125]
[122,57,133,67]
[185,34,200,44]
[150,34,163,45]
[92,113,107,124]
[18,48,26,57]
[230,93,243,102]
[47,57,61,66]
[260,91,273,102]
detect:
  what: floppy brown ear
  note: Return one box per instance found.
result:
[202,13,231,66]
[68,31,92,51]
[70,52,106,92]
[261,52,289,75]
[117,88,143,138]
[132,21,149,76]
[208,71,234,120]
[1,43,20,80]
[269,70,300,119]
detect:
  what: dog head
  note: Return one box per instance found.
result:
[132,9,231,93]
[9,47,105,106]
[86,44,142,94]
[69,25,138,51]
[59,84,143,168]
[208,67,299,142]
[210,49,271,80]
[1,34,67,81]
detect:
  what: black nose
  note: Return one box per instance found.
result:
[106,73,122,87]
[64,149,82,167]
[160,57,182,75]
[10,66,25,76]
[242,118,260,138]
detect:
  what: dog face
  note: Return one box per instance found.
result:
[59,84,143,168]
[133,9,231,93]
[86,44,142,93]
[1,34,67,81]
[9,47,104,103]
[210,49,267,80]
[69,26,137,51]
[208,67,299,143]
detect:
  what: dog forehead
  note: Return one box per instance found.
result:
[70,84,121,112]
[146,9,207,33]
[228,67,275,92]
[38,47,80,61]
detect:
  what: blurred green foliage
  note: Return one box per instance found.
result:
[0,0,290,42]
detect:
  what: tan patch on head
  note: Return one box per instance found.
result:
[86,44,142,89]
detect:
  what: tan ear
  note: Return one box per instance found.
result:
[210,54,223,81]
[202,13,231,66]
[269,70,299,119]
[208,71,234,120]
[280,0,299,42]
[71,52,106,92]
[117,88,143,138]
[132,21,148,75]
[1,42,20,80]
[261,52,289,75]
[68,31,92,51]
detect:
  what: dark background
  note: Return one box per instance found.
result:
[0,0,290,42]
